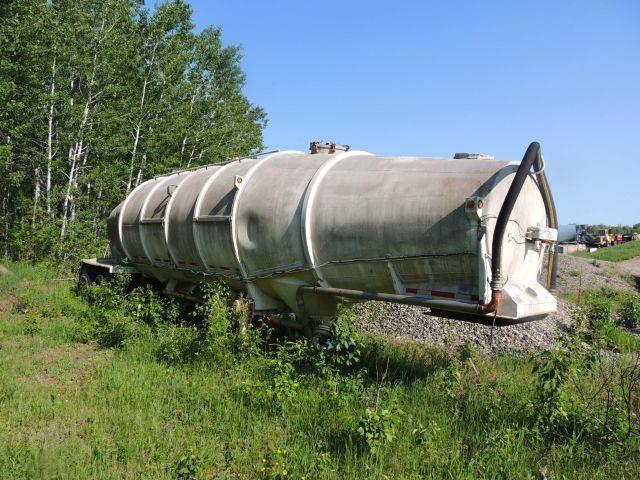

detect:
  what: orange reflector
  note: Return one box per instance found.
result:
[477,199,484,209]
[465,198,475,209]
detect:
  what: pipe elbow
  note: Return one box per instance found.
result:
[476,290,502,314]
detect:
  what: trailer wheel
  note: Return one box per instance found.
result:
[78,272,92,287]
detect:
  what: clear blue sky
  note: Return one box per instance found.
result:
[186,0,639,226]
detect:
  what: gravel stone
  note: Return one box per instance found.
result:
[355,254,637,353]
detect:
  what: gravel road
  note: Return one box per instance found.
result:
[356,254,638,353]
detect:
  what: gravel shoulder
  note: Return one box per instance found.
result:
[619,256,640,278]
[356,254,638,353]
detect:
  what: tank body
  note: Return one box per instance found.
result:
[107,149,557,323]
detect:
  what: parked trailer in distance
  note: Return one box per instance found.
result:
[81,141,558,335]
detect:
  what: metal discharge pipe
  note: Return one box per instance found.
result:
[533,153,558,292]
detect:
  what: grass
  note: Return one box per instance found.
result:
[572,240,640,262]
[1,262,639,479]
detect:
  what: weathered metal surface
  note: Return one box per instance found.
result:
[106,148,557,324]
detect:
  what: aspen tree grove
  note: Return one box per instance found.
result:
[0,0,266,266]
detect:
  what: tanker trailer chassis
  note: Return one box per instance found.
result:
[81,141,558,335]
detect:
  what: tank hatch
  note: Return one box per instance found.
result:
[453,152,495,160]
[310,141,350,154]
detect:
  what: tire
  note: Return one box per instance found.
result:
[78,272,92,287]
[77,271,93,296]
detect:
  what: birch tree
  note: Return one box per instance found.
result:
[0,0,266,263]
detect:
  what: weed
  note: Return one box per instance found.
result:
[356,405,404,454]
[532,349,570,433]
[174,448,202,480]
[156,324,200,363]
[265,341,306,406]
[324,304,362,369]
[93,311,138,349]
[410,419,441,447]
[22,315,41,336]
[618,295,640,328]
[438,356,462,398]
[130,286,180,327]
[584,298,614,328]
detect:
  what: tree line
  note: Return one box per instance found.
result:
[0,0,266,266]
[586,224,640,235]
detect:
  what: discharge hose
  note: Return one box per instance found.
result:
[477,141,542,314]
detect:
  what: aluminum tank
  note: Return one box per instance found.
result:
[107,145,558,327]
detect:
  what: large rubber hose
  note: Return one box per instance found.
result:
[491,142,541,288]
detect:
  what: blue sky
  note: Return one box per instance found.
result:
[186,0,639,226]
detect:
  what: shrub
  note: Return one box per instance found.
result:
[356,405,404,454]
[618,295,640,328]
[329,306,362,367]
[22,315,41,336]
[584,298,613,328]
[93,312,138,349]
[200,285,236,356]
[265,341,306,405]
[438,356,462,398]
[531,349,570,433]
[156,324,200,364]
[174,448,202,480]
[129,286,179,327]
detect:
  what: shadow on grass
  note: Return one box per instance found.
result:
[358,337,454,385]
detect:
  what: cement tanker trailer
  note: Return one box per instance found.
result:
[80,141,558,334]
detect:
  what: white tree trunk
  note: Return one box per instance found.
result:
[187,145,196,168]
[127,123,142,193]
[135,152,147,186]
[178,93,197,167]
[126,45,157,193]
[32,167,41,227]
[179,134,188,167]
[61,17,105,235]
[60,145,77,238]
[46,57,56,216]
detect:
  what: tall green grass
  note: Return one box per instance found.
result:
[0,261,639,479]
[572,240,640,262]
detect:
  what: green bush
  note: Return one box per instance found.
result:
[130,286,180,327]
[174,448,202,480]
[198,283,236,356]
[618,295,640,328]
[356,405,404,454]
[584,298,614,328]
[93,312,138,349]
[532,349,570,433]
[22,315,41,336]
[327,305,362,369]
[156,324,201,364]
